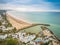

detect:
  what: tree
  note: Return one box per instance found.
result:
[6,38,18,45]
[13,28,16,33]
[0,22,2,26]
[7,23,12,27]
[0,29,2,33]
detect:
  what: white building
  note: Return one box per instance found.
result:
[11,34,18,39]
[2,21,8,25]
[0,34,7,40]
[18,32,36,43]
[0,25,6,30]
[43,29,52,37]
[0,15,3,21]
[2,27,14,32]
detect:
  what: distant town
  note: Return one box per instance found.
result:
[0,10,60,45]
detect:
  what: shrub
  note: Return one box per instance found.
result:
[6,38,18,45]
[0,22,2,26]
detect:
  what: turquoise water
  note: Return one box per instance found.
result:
[7,11,60,39]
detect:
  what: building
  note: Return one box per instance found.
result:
[0,34,7,40]
[0,10,7,15]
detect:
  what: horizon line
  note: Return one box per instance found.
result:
[0,9,60,12]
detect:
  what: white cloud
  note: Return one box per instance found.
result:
[0,0,60,12]
[0,4,60,12]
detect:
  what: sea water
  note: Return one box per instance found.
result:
[7,11,60,39]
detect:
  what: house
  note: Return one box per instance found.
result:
[11,34,19,39]
[18,32,36,43]
[43,29,52,37]
[7,27,14,30]
[2,27,14,32]
[0,15,3,21]
[0,15,1,17]
[0,25,6,30]
[0,10,7,15]
[2,21,8,25]
[0,34,7,40]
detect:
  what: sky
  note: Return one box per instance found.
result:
[0,0,60,12]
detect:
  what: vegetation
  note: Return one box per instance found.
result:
[1,15,12,27]
[0,40,6,45]
[0,38,19,45]
[40,40,52,45]
[13,27,16,33]
[6,38,18,45]
[6,23,12,28]
[0,29,2,33]
[0,22,2,26]
[0,11,59,45]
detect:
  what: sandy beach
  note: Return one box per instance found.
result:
[6,13,32,30]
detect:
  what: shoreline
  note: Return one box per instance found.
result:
[41,26,60,42]
[6,13,60,42]
[6,13,50,30]
[6,12,32,24]
[6,13,32,30]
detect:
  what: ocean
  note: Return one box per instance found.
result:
[7,11,60,39]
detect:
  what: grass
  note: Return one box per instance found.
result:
[0,38,19,45]
[0,40,7,45]
[21,25,42,34]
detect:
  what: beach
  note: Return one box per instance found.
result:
[6,14,32,30]
[7,11,60,39]
[0,10,60,45]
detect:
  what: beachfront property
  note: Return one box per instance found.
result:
[0,10,6,15]
[0,13,16,32]
[0,10,60,45]
[18,31,36,43]
[15,29,59,45]
[0,15,2,21]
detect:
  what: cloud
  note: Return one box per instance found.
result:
[0,0,60,12]
[0,4,60,12]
